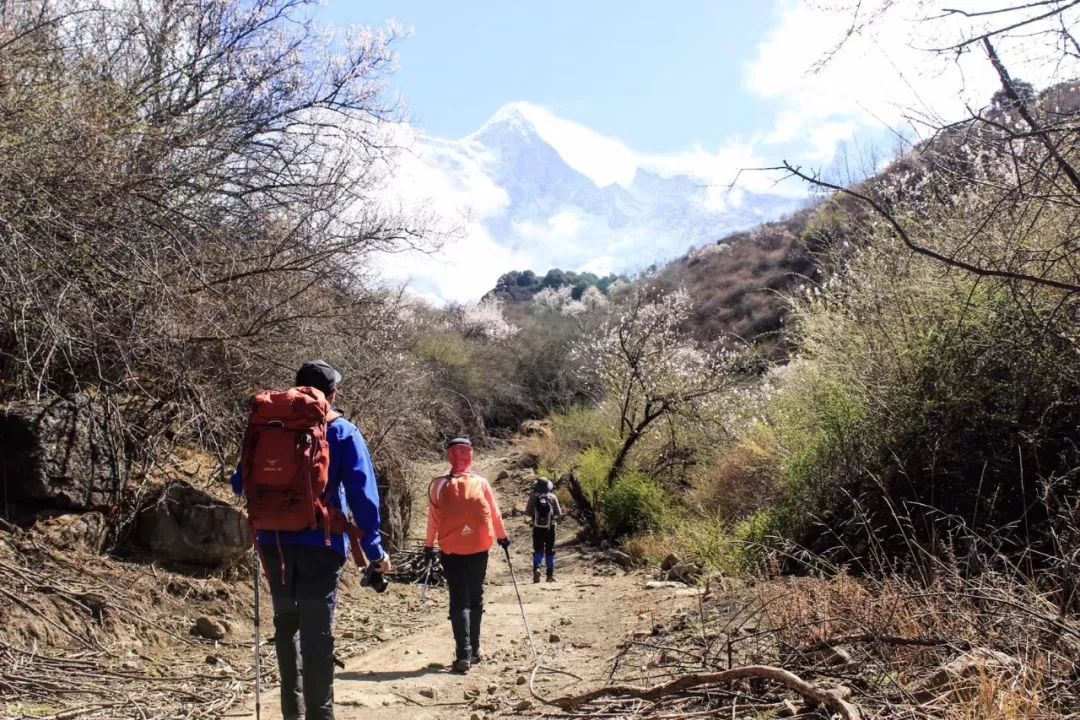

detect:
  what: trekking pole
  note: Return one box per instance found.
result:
[502,546,538,660]
[253,548,262,720]
[419,556,434,602]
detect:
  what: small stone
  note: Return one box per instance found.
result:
[418,686,437,699]
[205,655,219,665]
[120,661,138,671]
[824,646,853,667]
[486,683,499,694]
[193,616,226,640]
[514,699,534,712]
[548,632,561,643]
[470,714,483,720]
[777,699,801,717]
[515,675,528,685]
[464,687,481,699]
[559,617,572,626]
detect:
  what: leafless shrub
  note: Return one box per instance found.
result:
[0,0,433,535]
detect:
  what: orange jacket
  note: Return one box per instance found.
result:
[425,473,507,555]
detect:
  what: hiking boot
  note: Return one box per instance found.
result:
[546,572,556,582]
[452,658,471,674]
[470,648,483,665]
[532,567,541,583]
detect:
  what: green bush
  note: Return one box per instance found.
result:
[550,406,618,455]
[668,516,740,573]
[762,219,1080,568]
[575,445,615,506]
[600,471,669,537]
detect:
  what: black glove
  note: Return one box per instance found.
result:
[497,537,511,550]
[422,546,437,563]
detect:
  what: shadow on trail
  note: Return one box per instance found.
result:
[337,668,444,682]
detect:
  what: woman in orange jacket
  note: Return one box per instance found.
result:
[424,437,509,673]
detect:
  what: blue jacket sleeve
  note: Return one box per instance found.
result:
[335,426,385,562]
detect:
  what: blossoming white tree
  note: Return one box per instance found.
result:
[587,288,744,487]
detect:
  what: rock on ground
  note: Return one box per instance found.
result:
[0,395,128,511]
[136,480,251,567]
[33,511,107,552]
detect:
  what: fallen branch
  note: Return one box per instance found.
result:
[547,664,862,720]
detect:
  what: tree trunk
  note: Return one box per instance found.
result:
[564,471,600,539]
[605,429,641,488]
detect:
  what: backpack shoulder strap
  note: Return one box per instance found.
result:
[429,475,450,505]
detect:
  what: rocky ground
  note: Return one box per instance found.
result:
[229,449,706,720]
[7,439,1074,719]
[0,443,706,720]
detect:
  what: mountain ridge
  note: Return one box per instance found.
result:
[392,102,808,301]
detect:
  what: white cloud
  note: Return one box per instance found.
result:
[746,0,1080,159]
[377,224,529,305]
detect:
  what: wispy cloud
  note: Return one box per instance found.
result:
[746,0,1080,153]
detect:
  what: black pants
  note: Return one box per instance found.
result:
[262,544,345,720]
[441,551,488,661]
[533,525,556,571]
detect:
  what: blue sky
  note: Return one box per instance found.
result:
[321,0,779,151]
[318,1,1076,303]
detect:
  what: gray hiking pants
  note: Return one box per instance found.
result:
[263,544,345,720]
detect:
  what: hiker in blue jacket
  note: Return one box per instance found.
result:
[232,360,389,720]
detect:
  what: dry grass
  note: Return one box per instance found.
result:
[755,569,1080,718]
[688,428,780,523]
[574,555,1079,718]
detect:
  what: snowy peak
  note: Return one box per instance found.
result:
[383,103,807,304]
[472,101,545,136]
[472,102,639,188]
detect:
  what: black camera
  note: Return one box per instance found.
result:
[360,561,389,593]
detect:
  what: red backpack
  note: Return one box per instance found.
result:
[240,386,364,564]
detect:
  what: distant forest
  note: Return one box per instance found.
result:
[486,268,625,302]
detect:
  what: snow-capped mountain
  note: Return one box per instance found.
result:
[381,102,807,303]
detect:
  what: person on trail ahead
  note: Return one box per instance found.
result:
[423,437,510,674]
[232,360,390,720]
[526,477,562,583]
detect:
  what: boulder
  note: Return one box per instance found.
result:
[0,395,128,512]
[660,553,681,572]
[514,451,540,470]
[34,512,107,552]
[136,481,251,567]
[519,420,553,439]
[193,616,227,640]
[919,648,1019,701]
[667,562,704,584]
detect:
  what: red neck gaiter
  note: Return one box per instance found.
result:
[448,444,473,476]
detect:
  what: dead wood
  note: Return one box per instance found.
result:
[548,663,862,719]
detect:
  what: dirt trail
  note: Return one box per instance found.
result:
[234,451,702,719]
